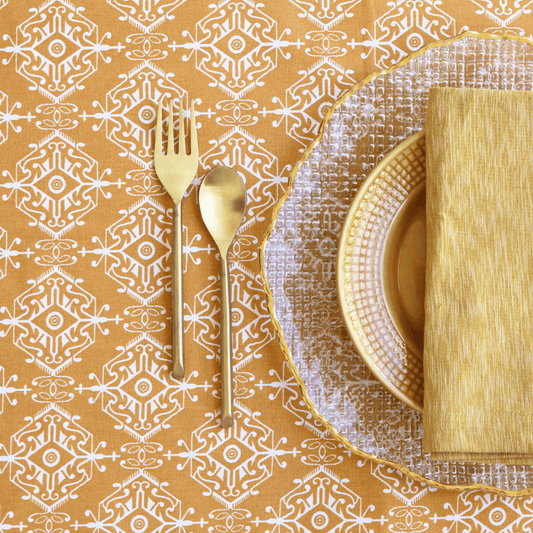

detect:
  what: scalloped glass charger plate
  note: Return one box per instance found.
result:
[261,32,533,495]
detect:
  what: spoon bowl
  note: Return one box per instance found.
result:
[199,168,247,257]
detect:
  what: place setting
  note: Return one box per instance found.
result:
[261,31,533,495]
[10,1,533,527]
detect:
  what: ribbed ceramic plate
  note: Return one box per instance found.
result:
[261,32,533,495]
[337,131,426,413]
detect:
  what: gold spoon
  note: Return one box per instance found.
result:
[199,166,247,428]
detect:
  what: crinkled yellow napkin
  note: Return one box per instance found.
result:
[424,87,533,464]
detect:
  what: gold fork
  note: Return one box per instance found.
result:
[155,97,198,379]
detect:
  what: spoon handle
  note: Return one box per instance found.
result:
[172,201,185,379]
[220,254,234,428]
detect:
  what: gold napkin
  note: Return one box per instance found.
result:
[424,87,533,464]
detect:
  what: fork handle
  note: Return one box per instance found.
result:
[220,254,234,428]
[172,201,185,379]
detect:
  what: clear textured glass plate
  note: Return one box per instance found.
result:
[261,32,533,495]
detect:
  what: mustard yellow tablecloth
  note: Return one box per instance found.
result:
[1,1,533,532]
[424,87,533,464]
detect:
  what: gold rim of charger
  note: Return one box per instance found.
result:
[259,30,533,497]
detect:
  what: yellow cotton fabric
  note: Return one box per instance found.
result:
[424,87,533,464]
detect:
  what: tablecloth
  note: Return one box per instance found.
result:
[0,1,532,532]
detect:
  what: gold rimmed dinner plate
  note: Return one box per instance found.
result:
[337,131,426,412]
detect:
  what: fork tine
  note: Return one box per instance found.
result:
[179,98,186,154]
[155,99,163,156]
[168,98,175,154]
[190,99,198,158]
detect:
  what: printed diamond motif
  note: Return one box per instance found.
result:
[13,0,101,100]
[0,366,25,416]
[469,0,533,29]
[97,336,184,441]
[90,471,201,531]
[281,61,356,146]
[288,0,362,26]
[266,468,367,531]
[96,197,172,303]
[299,502,343,532]
[0,267,118,374]
[177,405,296,508]
[116,508,163,533]
[194,0,283,97]
[100,63,185,167]
[448,491,524,533]
[3,132,116,237]
[7,405,105,510]
[14,269,96,372]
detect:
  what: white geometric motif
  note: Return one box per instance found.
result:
[87,63,185,167]
[209,509,252,533]
[178,0,296,98]
[88,335,203,441]
[84,197,171,303]
[185,275,221,359]
[176,404,297,508]
[182,225,217,272]
[123,304,167,333]
[27,514,71,533]
[2,405,108,511]
[36,102,79,131]
[230,266,275,365]
[31,374,75,404]
[438,490,532,532]
[216,99,259,127]
[260,467,384,532]
[304,30,348,58]
[125,168,167,197]
[119,441,164,470]
[34,238,78,267]
[0,267,120,375]
[0,91,32,147]
[300,437,346,466]
[125,33,169,61]
[84,471,202,531]
[3,0,116,101]
[0,132,119,238]
[256,362,324,434]
[371,463,436,532]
